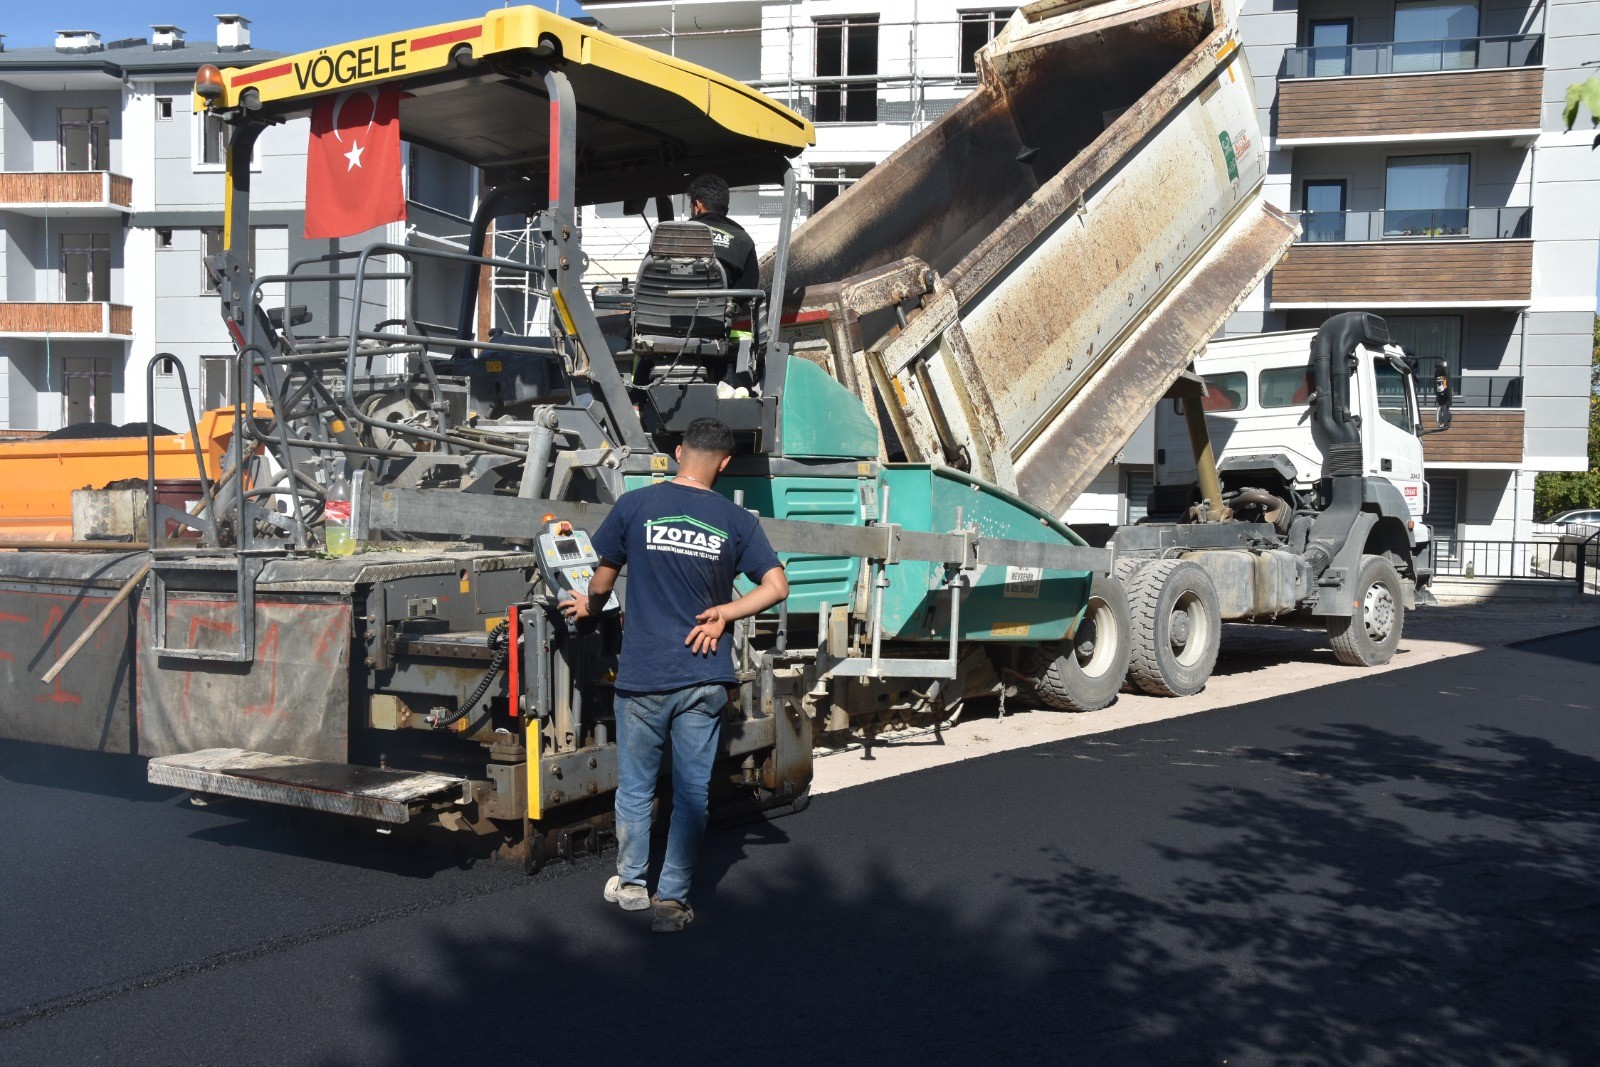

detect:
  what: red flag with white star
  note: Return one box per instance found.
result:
[303,87,404,239]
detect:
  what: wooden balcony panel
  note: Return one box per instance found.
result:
[1271,242,1531,305]
[0,171,131,208]
[1422,409,1524,464]
[0,302,133,336]
[1277,68,1542,141]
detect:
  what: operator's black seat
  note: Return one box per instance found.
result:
[630,221,733,384]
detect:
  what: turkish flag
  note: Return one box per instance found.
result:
[304,87,405,240]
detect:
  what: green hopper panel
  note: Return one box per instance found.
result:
[624,472,866,618]
[778,356,881,460]
[877,466,1090,644]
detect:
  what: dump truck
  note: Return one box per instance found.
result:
[0,0,1426,866]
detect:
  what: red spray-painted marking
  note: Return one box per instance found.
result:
[243,623,285,720]
[35,606,83,705]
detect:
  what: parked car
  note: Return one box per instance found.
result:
[1542,509,1600,534]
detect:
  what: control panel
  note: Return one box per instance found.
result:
[534,520,618,620]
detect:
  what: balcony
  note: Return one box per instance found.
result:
[1421,409,1525,465]
[1270,236,1532,308]
[1291,206,1532,243]
[1422,376,1524,410]
[0,172,133,217]
[1283,33,1542,80]
[0,302,133,338]
[1277,35,1543,146]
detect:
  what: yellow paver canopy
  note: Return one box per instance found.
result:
[210,6,813,203]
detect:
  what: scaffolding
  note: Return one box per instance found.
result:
[607,8,1010,137]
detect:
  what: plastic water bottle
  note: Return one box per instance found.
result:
[325,466,355,557]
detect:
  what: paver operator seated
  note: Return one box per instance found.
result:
[560,416,789,932]
[687,172,759,291]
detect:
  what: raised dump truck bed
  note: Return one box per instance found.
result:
[778,0,1297,518]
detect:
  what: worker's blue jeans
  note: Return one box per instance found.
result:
[613,684,726,905]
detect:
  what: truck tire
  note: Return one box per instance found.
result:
[1327,554,1404,667]
[1125,558,1221,697]
[1018,571,1131,712]
[1113,557,1154,692]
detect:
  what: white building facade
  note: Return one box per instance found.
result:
[1230,0,1598,545]
[0,17,471,435]
[537,0,1595,543]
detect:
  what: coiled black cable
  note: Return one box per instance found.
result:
[430,618,511,730]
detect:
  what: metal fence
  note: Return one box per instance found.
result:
[1434,534,1600,592]
[1291,206,1531,244]
[1283,33,1543,79]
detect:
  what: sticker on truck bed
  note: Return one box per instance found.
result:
[1003,565,1041,599]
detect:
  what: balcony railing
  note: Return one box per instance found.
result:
[1292,206,1531,243]
[1423,376,1523,409]
[0,171,132,211]
[0,302,132,336]
[1284,33,1543,79]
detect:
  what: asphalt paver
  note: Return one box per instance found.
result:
[2,627,1597,1066]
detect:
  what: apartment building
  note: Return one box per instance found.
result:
[0,17,474,434]
[577,1,1595,543]
[580,1,1019,277]
[0,18,284,432]
[1226,0,1596,544]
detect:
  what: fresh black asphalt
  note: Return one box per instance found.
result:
[2,627,1598,1066]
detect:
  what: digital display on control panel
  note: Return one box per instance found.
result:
[555,537,583,561]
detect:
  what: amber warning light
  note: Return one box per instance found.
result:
[195,65,225,102]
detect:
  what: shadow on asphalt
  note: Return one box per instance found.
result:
[297,635,1600,1066]
[1508,625,1600,664]
[0,738,504,879]
[0,740,163,804]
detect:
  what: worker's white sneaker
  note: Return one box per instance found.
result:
[604,876,650,911]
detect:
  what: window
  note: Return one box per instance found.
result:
[198,110,228,167]
[156,228,174,249]
[1259,366,1314,408]
[811,163,874,214]
[1301,179,1347,242]
[63,358,113,426]
[202,355,235,411]
[1394,0,1479,72]
[61,233,110,302]
[202,228,224,292]
[1199,371,1246,412]
[959,10,1015,76]
[1385,314,1462,396]
[408,144,475,218]
[1424,473,1460,555]
[1385,153,1469,237]
[1307,19,1352,77]
[156,97,174,121]
[59,108,110,171]
[1124,469,1153,524]
[1373,359,1416,433]
[814,17,878,124]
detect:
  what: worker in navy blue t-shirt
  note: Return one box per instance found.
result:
[560,417,787,933]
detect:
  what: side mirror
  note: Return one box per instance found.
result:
[622,197,647,216]
[655,196,674,223]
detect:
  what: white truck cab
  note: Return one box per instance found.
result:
[1155,328,1430,555]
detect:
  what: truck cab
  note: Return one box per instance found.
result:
[1154,327,1431,565]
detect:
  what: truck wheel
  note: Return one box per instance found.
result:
[1019,571,1131,712]
[1327,554,1404,667]
[1125,558,1221,697]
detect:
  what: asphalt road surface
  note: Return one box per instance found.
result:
[3,626,1598,1066]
